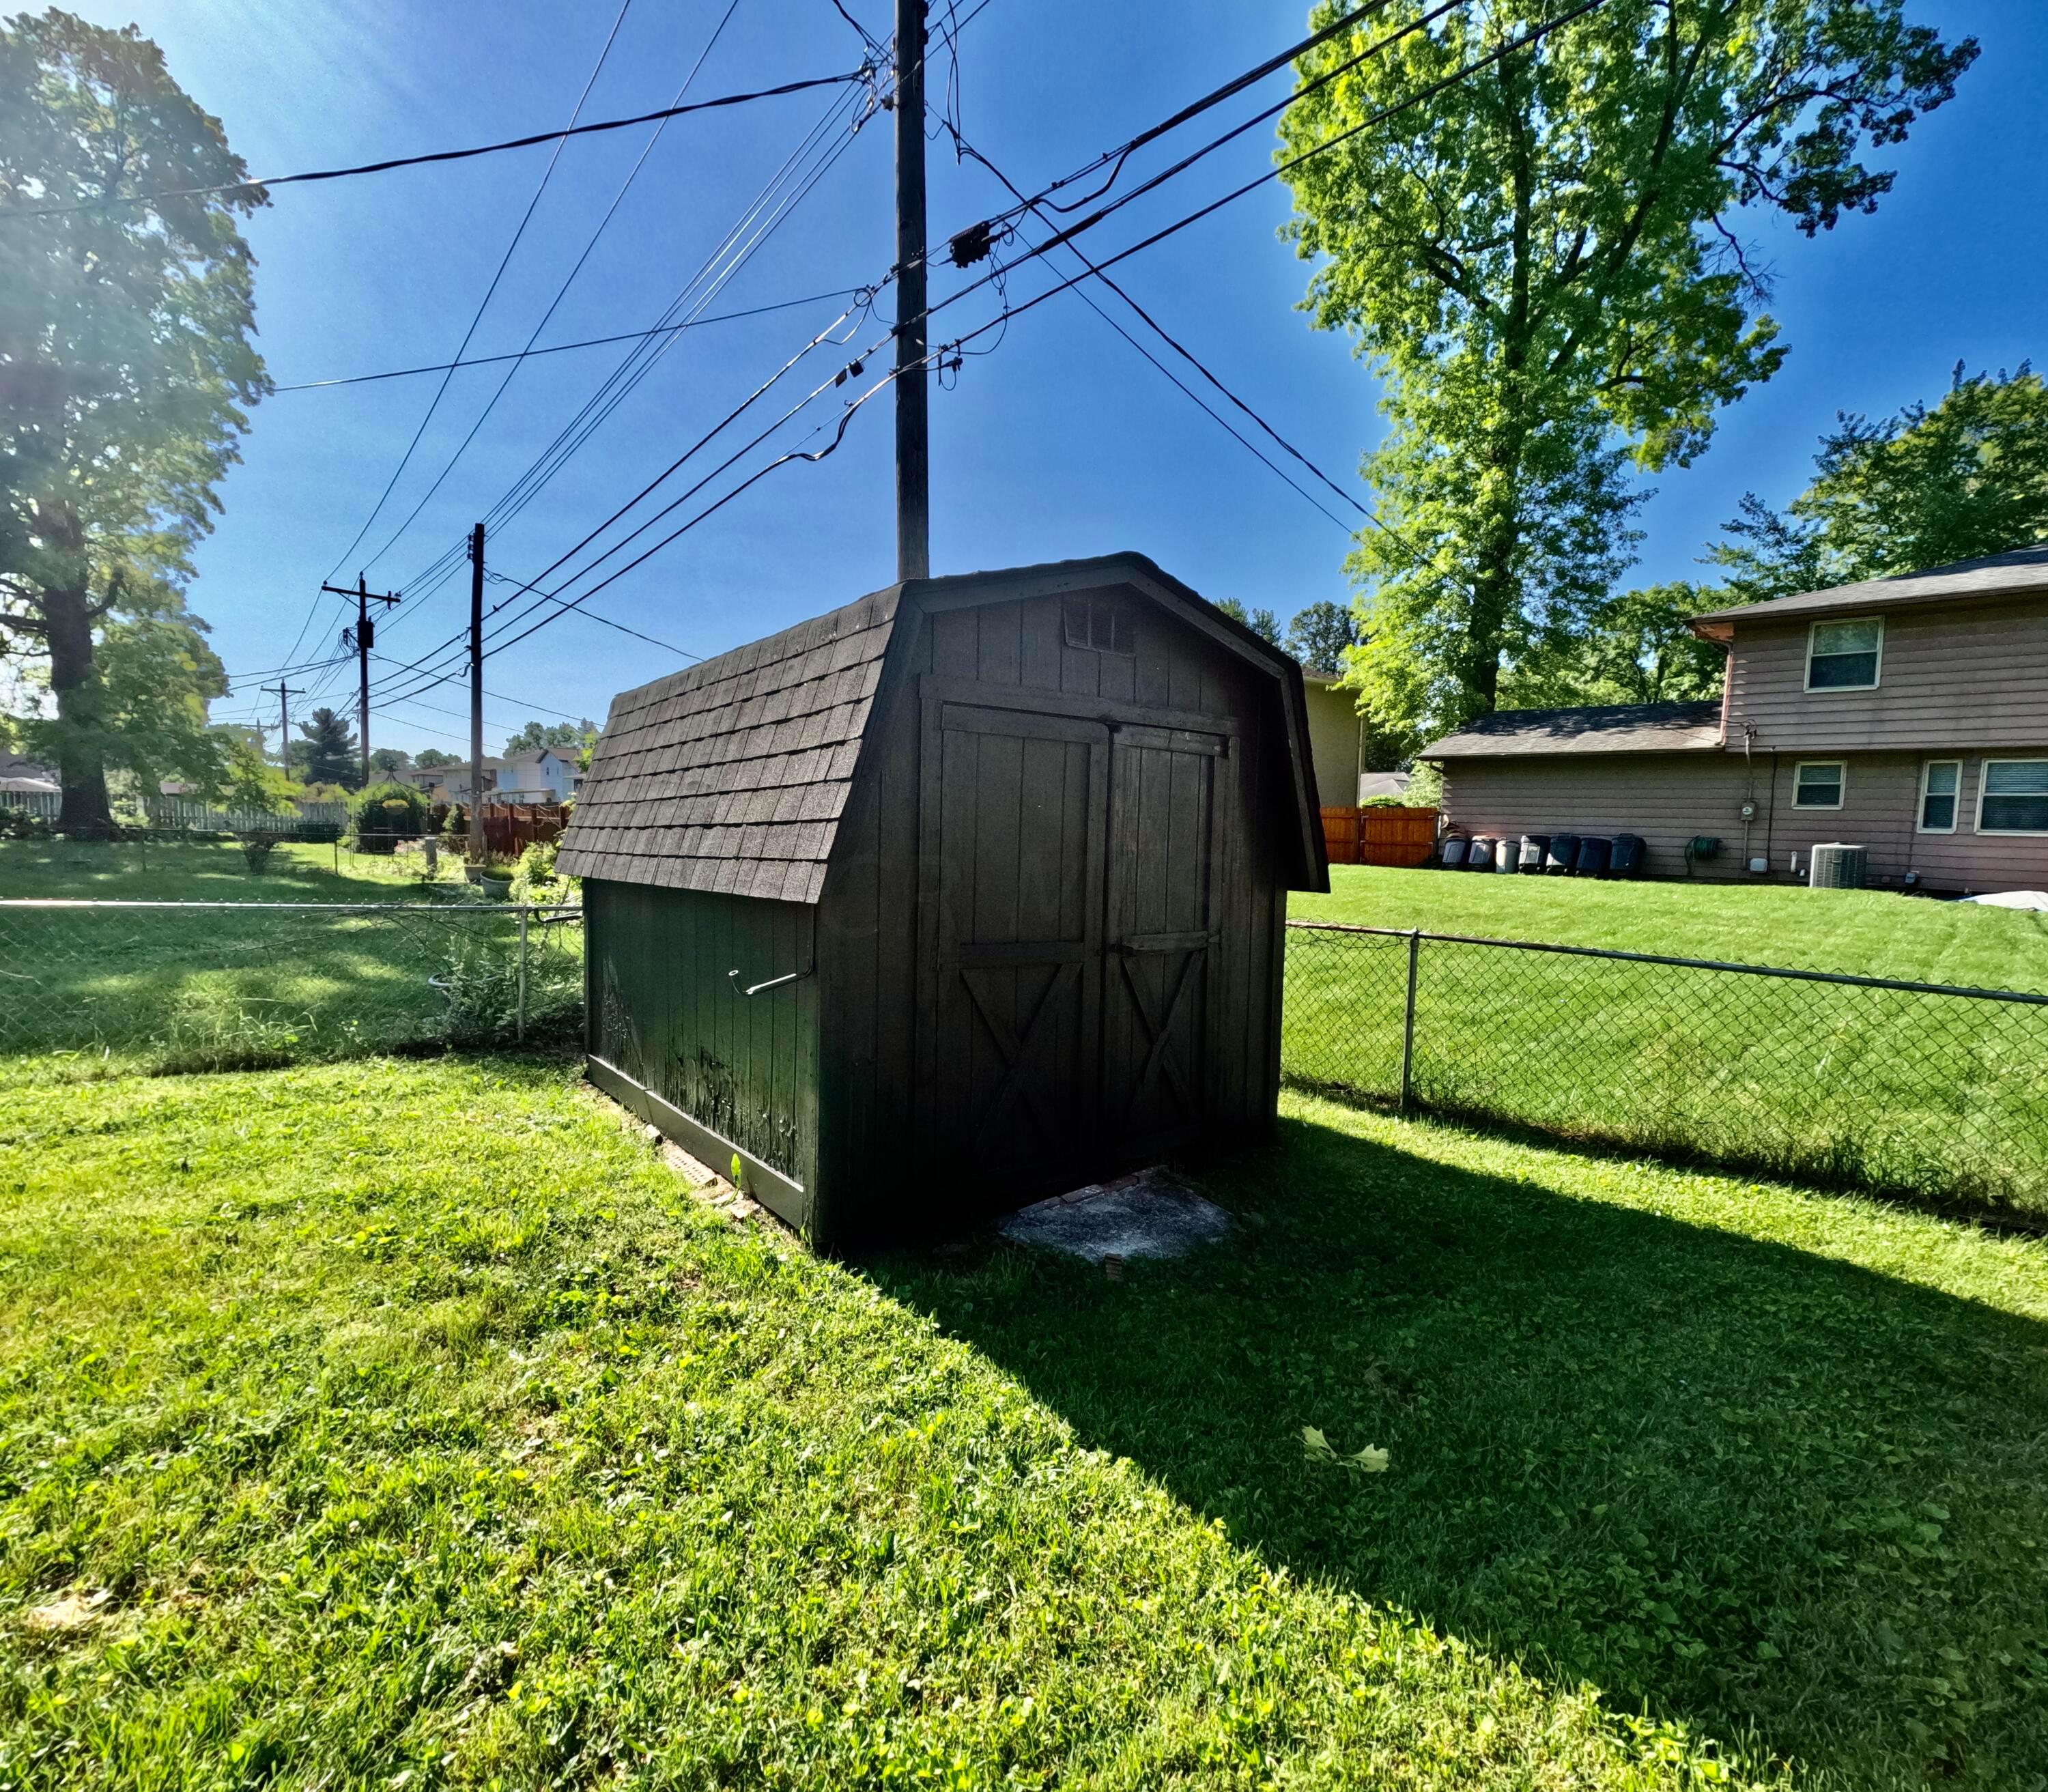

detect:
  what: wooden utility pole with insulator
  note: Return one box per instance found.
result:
[259,680,303,773]
[322,573,399,786]
[894,0,929,580]
[468,523,486,866]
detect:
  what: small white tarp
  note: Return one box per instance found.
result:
[1962,890,2048,910]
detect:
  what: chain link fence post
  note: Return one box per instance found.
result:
[1399,928,1421,1112]
[517,907,530,1044]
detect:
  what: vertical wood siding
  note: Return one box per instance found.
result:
[586,879,819,1196]
[815,586,1288,1245]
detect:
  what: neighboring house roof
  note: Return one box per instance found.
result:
[0,754,55,782]
[0,776,58,793]
[1690,541,2048,634]
[1423,700,1724,759]
[561,585,898,902]
[1358,771,1411,800]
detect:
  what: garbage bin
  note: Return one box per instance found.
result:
[1610,833,1645,877]
[1440,835,1468,868]
[1467,836,1495,871]
[1518,834,1549,872]
[1496,834,1520,872]
[1575,836,1612,876]
[1546,832,1580,873]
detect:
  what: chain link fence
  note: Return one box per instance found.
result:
[1283,921,2048,1215]
[0,900,583,1078]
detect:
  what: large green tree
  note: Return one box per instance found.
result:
[1713,362,2048,599]
[290,708,359,789]
[502,718,596,758]
[1279,0,1974,737]
[0,10,268,831]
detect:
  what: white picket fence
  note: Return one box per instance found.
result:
[0,789,347,833]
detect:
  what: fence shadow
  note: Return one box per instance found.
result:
[868,1111,2048,1786]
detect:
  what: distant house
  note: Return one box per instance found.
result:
[1,754,59,794]
[1424,544,2048,893]
[496,750,575,805]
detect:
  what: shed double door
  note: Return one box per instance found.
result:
[920,696,1227,1193]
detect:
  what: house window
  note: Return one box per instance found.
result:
[1978,759,2048,835]
[1793,760,1845,809]
[1805,617,1883,689]
[1062,595,1135,655]
[1917,760,1960,833]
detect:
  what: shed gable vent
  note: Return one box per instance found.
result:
[1062,595,1135,655]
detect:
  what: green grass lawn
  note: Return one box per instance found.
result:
[1293,865,2048,992]
[3,1059,2046,1788]
[0,841,577,1077]
[1284,870,2048,1217]
[0,837,455,903]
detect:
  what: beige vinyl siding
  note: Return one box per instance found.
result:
[1300,678,1361,809]
[1438,754,1752,880]
[1440,749,2048,892]
[1726,598,2048,751]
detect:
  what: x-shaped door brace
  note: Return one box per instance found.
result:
[1119,949,1201,1122]
[961,960,1081,1151]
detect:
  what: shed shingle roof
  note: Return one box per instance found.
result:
[558,586,899,902]
[1423,700,1724,759]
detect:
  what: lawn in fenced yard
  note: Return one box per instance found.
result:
[0,837,453,902]
[3,1059,2045,1788]
[0,841,580,1079]
[1292,864,2048,991]
[1283,869,2048,1218]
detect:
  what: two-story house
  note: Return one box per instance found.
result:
[1422,543,2048,894]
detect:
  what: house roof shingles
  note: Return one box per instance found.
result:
[558,586,899,903]
[1690,541,2048,628]
[1423,700,1724,759]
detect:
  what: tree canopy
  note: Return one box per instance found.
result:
[0,10,268,830]
[504,718,597,758]
[1280,0,1974,739]
[1713,363,2048,599]
[291,709,360,790]
[1285,600,1361,672]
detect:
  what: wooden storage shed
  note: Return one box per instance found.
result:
[560,554,1328,1249]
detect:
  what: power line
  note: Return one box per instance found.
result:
[267,291,864,392]
[325,0,637,582]
[348,0,751,578]
[0,69,875,219]
[381,82,873,628]
[481,571,700,661]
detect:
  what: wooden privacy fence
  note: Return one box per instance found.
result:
[481,803,571,858]
[1321,804,1438,867]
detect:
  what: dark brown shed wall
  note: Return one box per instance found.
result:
[814,586,1290,1243]
[1726,598,2048,752]
[584,878,820,1220]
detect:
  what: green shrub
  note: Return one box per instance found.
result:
[239,834,281,873]
[508,839,577,905]
[347,781,425,853]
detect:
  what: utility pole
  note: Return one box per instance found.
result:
[893,0,929,581]
[468,523,486,866]
[322,573,399,786]
[259,681,304,775]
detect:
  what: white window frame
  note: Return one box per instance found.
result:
[1976,757,2048,837]
[1916,758,1961,835]
[1804,616,1884,692]
[1793,759,1846,810]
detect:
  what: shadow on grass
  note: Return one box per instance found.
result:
[869,1109,2048,1787]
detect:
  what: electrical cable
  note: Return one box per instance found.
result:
[268,290,863,392]
[324,0,638,582]
[382,82,871,628]
[0,69,875,219]
[351,0,750,578]
[481,570,701,661]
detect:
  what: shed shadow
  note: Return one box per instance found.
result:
[866,1111,2048,1785]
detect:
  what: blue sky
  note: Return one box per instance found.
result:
[68,0,2048,759]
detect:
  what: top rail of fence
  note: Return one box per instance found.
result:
[1284,918,2048,1007]
[0,899,582,915]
